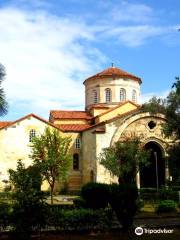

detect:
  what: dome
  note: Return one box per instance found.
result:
[83,66,142,84]
[84,66,141,111]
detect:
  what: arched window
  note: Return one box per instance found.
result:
[90,170,94,182]
[29,129,36,142]
[92,90,98,104]
[73,153,79,170]
[132,89,137,103]
[105,88,111,103]
[120,88,126,102]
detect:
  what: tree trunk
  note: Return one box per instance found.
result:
[50,185,54,205]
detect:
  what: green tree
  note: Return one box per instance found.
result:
[141,96,166,114]
[99,137,150,184]
[0,63,8,116]
[30,127,72,204]
[167,143,180,185]
[9,160,46,240]
[163,77,180,139]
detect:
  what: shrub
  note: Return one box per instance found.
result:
[46,207,113,231]
[159,187,178,201]
[156,200,177,213]
[73,197,87,209]
[109,183,138,230]
[136,198,144,212]
[0,203,11,231]
[81,182,109,209]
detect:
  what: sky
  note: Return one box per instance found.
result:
[0,0,180,120]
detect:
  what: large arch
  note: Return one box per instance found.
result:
[140,140,165,188]
[109,112,171,188]
[110,112,166,146]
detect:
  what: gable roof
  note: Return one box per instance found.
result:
[84,66,142,84]
[50,110,92,120]
[0,113,61,131]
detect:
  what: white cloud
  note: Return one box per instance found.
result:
[103,25,177,47]
[0,2,179,120]
[140,90,169,103]
[0,7,106,119]
[111,1,154,23]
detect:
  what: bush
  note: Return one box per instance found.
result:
[159,187,178,201]
[46,207,113,231]
[73,197,87,209]
[81,182,109,209]
[136,198,144,212]
[109,183,138,230]
[156,200,177,213]
[0,203,11,231]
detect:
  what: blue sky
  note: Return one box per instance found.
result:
[0,0,180,120]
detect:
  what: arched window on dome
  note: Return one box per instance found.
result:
[92,90,98,104]
[105,88,111,103]
[73,153,79,170]
[132,89,137,103]
[120,88,126,102]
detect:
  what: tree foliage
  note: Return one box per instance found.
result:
[141,96,166,114]
[30,127,72,204]
[163,77,180,139]
[99,137,150,184]
[8,160,46,240]
[0,63,8,116]
[167,143,180,185]
[109,183,138,230]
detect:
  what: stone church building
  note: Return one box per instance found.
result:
[0,66,173,191]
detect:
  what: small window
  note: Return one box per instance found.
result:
[73,153,79,170]
[148,121,156,129]
[92,90,98,104]
[132,90,137,102]
[29,129,36,142]
[120,88,126,102]
[105,88,111,103]
[75,138,81,149]
[90,170,94,182]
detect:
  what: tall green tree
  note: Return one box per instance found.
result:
[163,77,180,139]
[0,63,8,116]
[30,127,72,204]
[99,137,150,184]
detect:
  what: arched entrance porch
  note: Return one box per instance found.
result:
[140,141,165,188]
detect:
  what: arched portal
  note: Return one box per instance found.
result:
[140,141,165,188]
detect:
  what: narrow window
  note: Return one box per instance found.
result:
[29,129,36,142]
[75,138,81,149]
[92,90,98,104]
[90,170,94,182]
[132,90,137,103]
[73,153,79,170]
[105,88,111,103]
[120,88,126,102]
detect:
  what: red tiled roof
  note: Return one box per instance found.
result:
[84,67,142,84]
[50,110,92,120]
[56,124,91,132]
[0,121,12,129]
